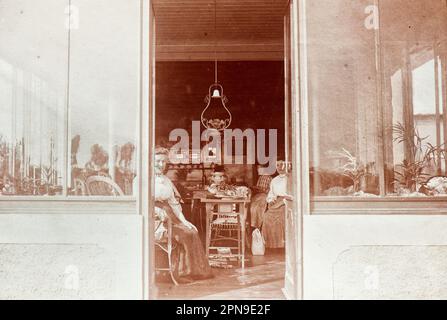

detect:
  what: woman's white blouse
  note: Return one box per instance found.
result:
[154,175,176,202]
[154,175,184,220]
[266,174,288,203]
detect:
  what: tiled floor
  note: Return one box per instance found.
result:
[156,252,285,300]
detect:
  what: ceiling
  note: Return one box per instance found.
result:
[152,0,289,61]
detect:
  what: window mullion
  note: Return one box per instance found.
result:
[435,41,442,175]
[374,0,386,196]
[442,50,447,172]
[63,0,72,198]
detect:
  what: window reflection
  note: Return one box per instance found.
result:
[0,61,65,196]
[68,101,138,196]
[382,0,447,197]
[0,0,139,197]
[309,0,447,198]
[69,137,137,196]
[0,0,69,196]
[67,0,140,197]
[308,0,380,197]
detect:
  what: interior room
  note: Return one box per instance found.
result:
[152,0,290,299]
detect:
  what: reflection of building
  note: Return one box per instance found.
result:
[0,0,446,300]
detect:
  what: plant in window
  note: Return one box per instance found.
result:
[337,148,369,194]
[394,158,430,194]
[425,143,447,173]
[392,122,433,194]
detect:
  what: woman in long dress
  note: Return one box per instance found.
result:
[250,164,273,229]
[262,161,291,249]
[154,147,213,280]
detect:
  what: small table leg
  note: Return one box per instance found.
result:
[241,207,246,269]
[205,203,212,258]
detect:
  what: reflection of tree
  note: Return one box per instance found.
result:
[115,142,136,195]
[70,135,82,191]
[71,135,80,167]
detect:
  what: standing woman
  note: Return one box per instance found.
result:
[154,147,213,280]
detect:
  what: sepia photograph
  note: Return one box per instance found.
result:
[0,0,446,302]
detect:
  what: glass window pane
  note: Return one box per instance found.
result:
[0,0,68,196]
[309,0,447,199]
[308,0,380,197]
[68,0,140,196]
[381,0,447,196]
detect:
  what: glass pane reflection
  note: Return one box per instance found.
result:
[0,0,68,196]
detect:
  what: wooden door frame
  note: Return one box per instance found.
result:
[282,0,307,300]
[140,0,155,300]
[295,0,310,300]
[141,0,308,300]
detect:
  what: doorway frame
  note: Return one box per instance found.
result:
[282,0,307,300]
[142,0,307,300]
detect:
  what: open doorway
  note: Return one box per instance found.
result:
[149,0,299,300]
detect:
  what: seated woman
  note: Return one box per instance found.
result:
[154,147,213,281]
[250,164,273,229]
[262,161,291,249]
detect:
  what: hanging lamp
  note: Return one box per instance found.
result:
[200,0,232,131]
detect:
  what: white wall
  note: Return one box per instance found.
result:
[0,214,142,299]
[304,215,447,299]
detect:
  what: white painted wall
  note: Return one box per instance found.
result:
[0,214,142,299]
[304,215,447,300]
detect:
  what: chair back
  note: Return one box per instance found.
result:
[86,175,124,196]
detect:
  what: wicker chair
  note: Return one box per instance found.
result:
[154,212,179,285]
[86,176,124,196]
[73,178,88,196]
[208,201,248,268]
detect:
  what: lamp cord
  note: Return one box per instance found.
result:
[214,0,218,84]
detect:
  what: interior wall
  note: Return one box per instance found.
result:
[155,61,285,153]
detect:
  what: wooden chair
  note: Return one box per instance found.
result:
[210,209,243,263]
[85,176,124,196]
[205,199,250,269]
[154,211,179,285]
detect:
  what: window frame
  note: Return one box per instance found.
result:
[0,0,142,213]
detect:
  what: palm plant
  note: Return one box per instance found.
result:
[337,148,368,193]
[392,122,433,192]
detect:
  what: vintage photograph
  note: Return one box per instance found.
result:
[0,0,446,300]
